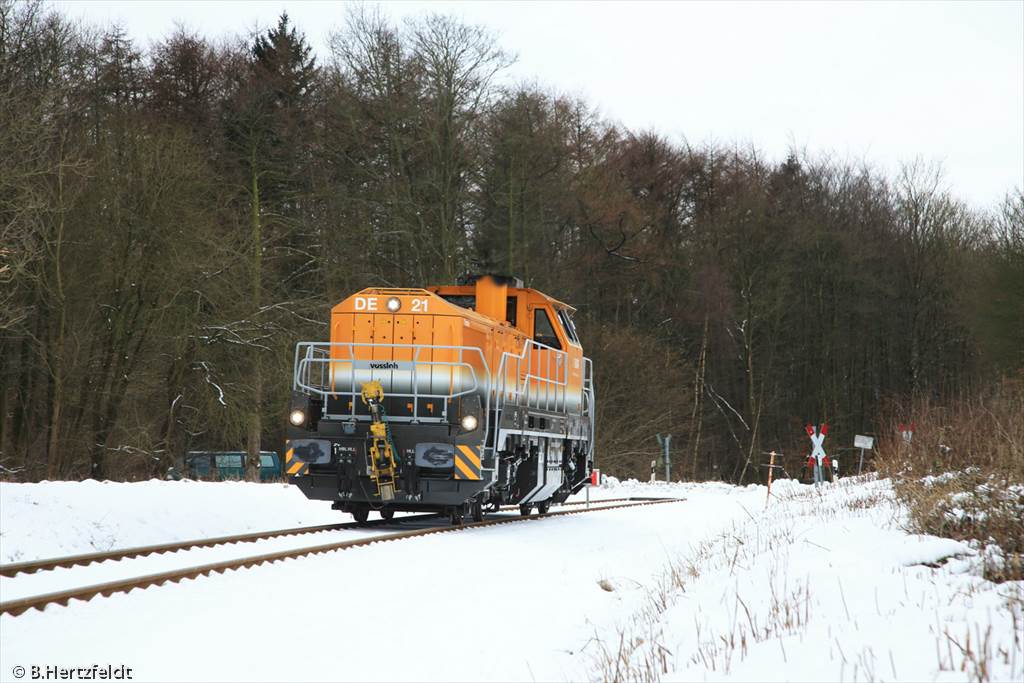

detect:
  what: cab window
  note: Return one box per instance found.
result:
[557,309,579,344]
[440,294,475,311]
[533,308,562,350]
[506,296,518,326]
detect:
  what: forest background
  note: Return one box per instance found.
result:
[2,1,1021,482]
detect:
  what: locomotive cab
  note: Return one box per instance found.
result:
[286,275,594,524]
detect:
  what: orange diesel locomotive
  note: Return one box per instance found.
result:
[285,275,595,524]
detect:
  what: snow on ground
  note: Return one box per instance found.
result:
[0,480,343,564]
[1,476,1020,682]
[567,474,705,503]
[598,477,1023,683]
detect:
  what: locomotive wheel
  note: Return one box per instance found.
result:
[519,504,532,516]
[449,507,464,526]
[536,501,550,515]
[351,506,370,524]
[471,499,484,523]
[380,508,395,522]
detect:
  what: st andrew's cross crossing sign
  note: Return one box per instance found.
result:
[805,423,831,483]
[805,423,828,465]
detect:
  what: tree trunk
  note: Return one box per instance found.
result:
[45,140,68,480]
[1,338,19,474]
[737,288,758,484]
[690,313,709,480]
[246,146,263,481]
[247,404,262,482]
[507,155,515,274]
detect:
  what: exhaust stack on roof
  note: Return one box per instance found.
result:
[474,274,509,323]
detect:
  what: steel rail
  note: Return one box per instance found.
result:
[0,498,683,617]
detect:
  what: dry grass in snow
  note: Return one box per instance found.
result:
[590,477,1023,683]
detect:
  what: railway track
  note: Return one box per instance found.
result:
[0,513,442,578]
[0,497,682,617]
[0,496,648,578]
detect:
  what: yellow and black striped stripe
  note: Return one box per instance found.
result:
[284,446,308,477]
[453,444,482,481]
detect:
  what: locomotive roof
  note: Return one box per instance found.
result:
[425,284,577,313]
[337,286,578,329]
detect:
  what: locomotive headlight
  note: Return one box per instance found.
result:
[386,297,401,312]
[289,409,306,427]
[460,414,478,432]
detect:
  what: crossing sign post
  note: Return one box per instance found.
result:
[854,434,874,475]
[805,423,829,484]
[898,423,916,445]
[586,468,600,509]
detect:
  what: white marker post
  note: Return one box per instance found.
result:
[854,434,874,475]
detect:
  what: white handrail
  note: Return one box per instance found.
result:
[292,342,490,430]
[293,338,595,463]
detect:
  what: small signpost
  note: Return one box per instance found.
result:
[805,423,829,484]
[765,450,778,508]
[586,468,601,509]
[760,450,787,507]
[656,433,672,482]
[854,434,874,475]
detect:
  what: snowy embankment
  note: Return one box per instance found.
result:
[597,477,1023,683]
[0,477,1020,683]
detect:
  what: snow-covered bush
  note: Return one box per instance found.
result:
[876,377,1024,581]
[905,470,1024,580]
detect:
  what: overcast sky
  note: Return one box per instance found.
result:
[55,0,1023,209]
